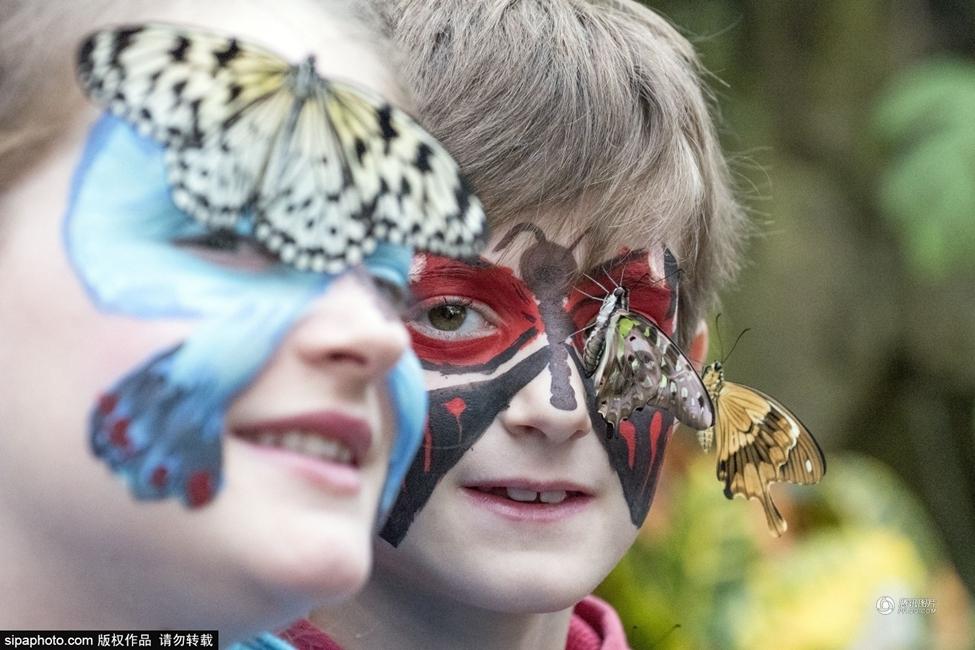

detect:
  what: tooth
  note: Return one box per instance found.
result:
[506,488,539,502]
[318,438,339,459]
[283,431,303,451]
[305,436,328,456]
[335,445,353,464]
[539,490,567,504]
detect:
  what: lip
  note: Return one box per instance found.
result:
[232,410,373,495]
[461,479,595,523]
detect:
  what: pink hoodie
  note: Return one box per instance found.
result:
[279,595,630,650]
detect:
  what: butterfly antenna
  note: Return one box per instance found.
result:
[568,323,591,338]
[582,272,610,294]
[603,267,620,288]
[649,624,682,648]
[631,264,683,289]
[714,313,725,358]
[571,286,602,301]
[722,327,751,364]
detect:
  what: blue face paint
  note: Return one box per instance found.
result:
[65,115,425,513]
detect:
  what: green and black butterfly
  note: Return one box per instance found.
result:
[581,286,713,432]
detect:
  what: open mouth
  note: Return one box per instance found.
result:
[232,411,371,470]
[468,486,587,505]
[462,483,594,522]
[235,429,358,466]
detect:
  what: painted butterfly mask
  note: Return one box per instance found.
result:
[67,116,427,511]
[700,361,826,535]
[65,21,491,509]
[76,23,487,273]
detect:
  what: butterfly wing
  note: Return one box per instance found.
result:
[77,24,290,147]
[78,24,488,271]
[712,378,825,535]
[252,84,372,270]
[77,24,295,228]
[593,312,713,431]
[169,88,292,229]
[253,80,486,271]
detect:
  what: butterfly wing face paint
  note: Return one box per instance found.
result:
[67,115,426,510]
[381,232,687,544]
[76,24,487,272]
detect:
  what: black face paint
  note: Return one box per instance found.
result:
[570,349,675,525]
[380,347,552,545]
[493,223,585,410]
[389,230,684,543]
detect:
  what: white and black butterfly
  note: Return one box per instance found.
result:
[76,23,487,272]
[581,285,714,432]
[700,361,826,536]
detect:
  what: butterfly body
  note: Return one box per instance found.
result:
[76,24,487,273]
[701,361,826,535]
[581,286,627,372]
[582,287,713,432]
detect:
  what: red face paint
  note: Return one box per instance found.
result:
[409,255,541,372]
[566,250,678,353]
[384,231,684,545]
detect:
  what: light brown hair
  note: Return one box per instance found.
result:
[379,0,747,343]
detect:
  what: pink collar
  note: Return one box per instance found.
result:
[280,595,629,650]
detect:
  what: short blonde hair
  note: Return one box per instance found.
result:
[379,0,746,343]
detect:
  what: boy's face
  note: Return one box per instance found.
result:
[375,220,688,611]
[0,1,415,634]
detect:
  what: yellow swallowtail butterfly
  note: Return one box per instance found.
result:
[700,361,826,535]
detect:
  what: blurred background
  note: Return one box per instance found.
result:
[597,1,975,648]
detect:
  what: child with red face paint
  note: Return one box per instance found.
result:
[284,1,747,649]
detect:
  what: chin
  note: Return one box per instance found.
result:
[414,552,612,614]
[244,514,374,607]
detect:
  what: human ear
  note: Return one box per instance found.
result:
[688,318,709,373]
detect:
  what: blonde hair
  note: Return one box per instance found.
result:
[379,0,746,343]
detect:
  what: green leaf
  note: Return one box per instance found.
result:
[872,58,975,279]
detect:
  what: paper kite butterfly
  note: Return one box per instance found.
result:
[700,361,826,535]
[75,23,487,273]
[581,285,714,432]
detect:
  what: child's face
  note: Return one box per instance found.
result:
[376,221,685,611]
[0,2,415,634]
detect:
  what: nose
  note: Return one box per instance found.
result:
[289,271,409,381]
[499,360,591,444]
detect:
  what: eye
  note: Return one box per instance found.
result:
[174,230,276,271]
[430,303,468,331]
[408,297,497,340]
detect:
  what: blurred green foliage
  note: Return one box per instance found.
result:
[873,58,975,279]
[599,1,975,647]
[598,445,972,649]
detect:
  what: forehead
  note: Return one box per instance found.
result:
[480,222,671,283]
